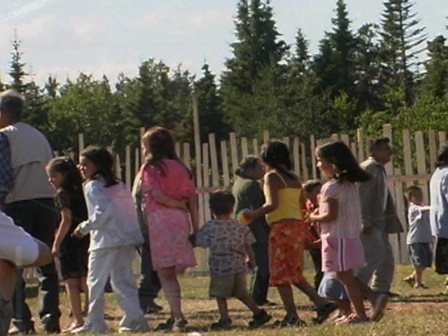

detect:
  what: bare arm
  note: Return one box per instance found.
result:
[187,194,199,233]
[309,197,338,223]
[151,189,187,209]
[245,173,281,220]
[52,208,72,258]
[245,244,256,269]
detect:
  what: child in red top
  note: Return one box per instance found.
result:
[303,180,323,290]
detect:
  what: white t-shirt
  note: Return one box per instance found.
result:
[320,179,363,239]
[0,211,39,266]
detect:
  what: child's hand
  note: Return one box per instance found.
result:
[188,233,196,247]
[51,245,61,258]
[309,208,319,221]
[246,259,256,270]
[72,227,83,238]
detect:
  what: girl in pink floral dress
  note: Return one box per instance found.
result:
[140,126,198,332]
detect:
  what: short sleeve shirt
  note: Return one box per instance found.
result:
[196,219,256,275]
[407,203,433,244]
[319,180,363,239]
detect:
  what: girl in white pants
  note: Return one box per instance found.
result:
[73,146,149,334]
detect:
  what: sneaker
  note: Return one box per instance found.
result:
[171,318,188,332]
[403,277,414,287]
[41,313,61,334]
[154,318,174,332]
[272,315,306,328]
[8,323,35,335]
[248,309,271,329]
[210,318,232,330]
[314,302,338,324]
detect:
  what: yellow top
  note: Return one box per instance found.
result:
[264,172,303,225]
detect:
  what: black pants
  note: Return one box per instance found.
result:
[5,198,60,331]
[137,233,161,312]
[251,240,270,305]
[308,248,323,290]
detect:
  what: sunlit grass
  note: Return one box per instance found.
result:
[25,265,448,335]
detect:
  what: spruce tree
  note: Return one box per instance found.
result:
[379,0,426,110]
[422,35,448,99]
[221,0,287,136]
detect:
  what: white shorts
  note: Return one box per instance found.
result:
[0,211,38,266]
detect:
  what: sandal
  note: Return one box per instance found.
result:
[273,315,306,328]
[61,322,83,333]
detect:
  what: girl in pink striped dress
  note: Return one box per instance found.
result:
[309,141,371,324]
[140,126,198,332]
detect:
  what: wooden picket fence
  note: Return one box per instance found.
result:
[23,124,443,280]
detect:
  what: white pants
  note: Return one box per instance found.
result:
[85,246,147,332]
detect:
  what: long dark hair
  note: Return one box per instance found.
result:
[47,157,84,192]
[80,146,119,187]
[260,140,298,180]
[316,141,370,183]
[141,126,192,178]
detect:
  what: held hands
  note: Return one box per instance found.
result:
[308,208,319,222]
[72,226,84,238]
[362,225,373,235]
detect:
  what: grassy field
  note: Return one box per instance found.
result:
[26,265,448,335]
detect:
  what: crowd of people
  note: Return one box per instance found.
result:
[0,89,446,333]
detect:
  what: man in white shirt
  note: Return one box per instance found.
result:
[0,211,52,336]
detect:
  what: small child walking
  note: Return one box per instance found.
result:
[403,185,433,289]
[303,180,323,290]
[310,141,371,324]
[46,157,89,332]
[73,146,149,334]
[195,191,271,330]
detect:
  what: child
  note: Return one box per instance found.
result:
[46,157,89,332]
[195,190,271,330]
[244,140,335,327]
[140,126,198,332]
[317,272,351,323]
[403,185,433,289]
[72,146,149,334]
[309,141,371,324]
[0,210,52,336]
[303,179,323,290]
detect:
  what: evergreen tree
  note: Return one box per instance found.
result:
[8,32,27,94]
[193,63,228,142]
[221,0,287,136]
[379,0,426,110]
[422,35,448,99]
[313,0,357,100]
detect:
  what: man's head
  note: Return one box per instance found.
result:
[0,90,24,128]
[369,137,392,165]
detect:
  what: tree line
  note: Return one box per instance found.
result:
[1,0,447,157]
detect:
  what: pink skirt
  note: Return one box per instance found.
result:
[147,208,196,272]
[321,235,365,272]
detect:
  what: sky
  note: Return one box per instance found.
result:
[0,0,446,85]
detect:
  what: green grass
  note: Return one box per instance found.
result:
[26,265,448,335]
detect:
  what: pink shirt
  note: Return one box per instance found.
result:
[319,179,362,239]
[141,159,196,212]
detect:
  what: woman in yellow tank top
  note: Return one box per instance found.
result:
[244,140,335,327]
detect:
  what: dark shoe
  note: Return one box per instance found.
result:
[248,309,271,329]
[145,300,163,314]
[210,318,232,330]
[8,323,36,335]
[314,302,338,324]
[154,318,174,332]
[273,315,306,328]
[171,318,188,332]
[386,291,400,298]
[41,314,61,334]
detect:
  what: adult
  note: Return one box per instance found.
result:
[357,137,403,296]
[132,171,163,314]
[429,142,448,287]
[0,211,52,336]
[232,155,271,306]
[0,90,60,334]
